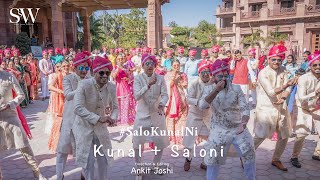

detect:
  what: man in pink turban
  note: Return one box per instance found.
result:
[199,60,255,180]
[182,60,214,172]
[55,51,92,180]
[290,50,320,168]
[163,50,174,70]
[176,47,188,72]
[209,45,220,64]
[185,49,201,86]
[73,55,118,180]
[254,43,297,171]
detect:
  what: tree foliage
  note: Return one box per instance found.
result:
[192,20,219,48]
[265,26,289,46]
[168,21,178,27]
[241,27,264,48]
[170,26,191,47]
[15,32,31,55]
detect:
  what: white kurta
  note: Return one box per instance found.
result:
[0,71,29,150]
[182,78,214,149]
[255,66,291,139]
[73,78,118,168]
[295,72,320,135]
[199,83,254,165]
[132,73,170,149]
[57,73,81,154]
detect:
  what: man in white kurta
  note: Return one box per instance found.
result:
[199,60,255,180]
[132,48,143,76]
[185,49,201,87]
[132,54,170,178]
[290,53,320,168]
[73,56,118,180]
[183,61,214,171]
[39,50,53,100]
[254,43,296,171]
[55,52,91,180]
[0,68,46,180]
[176,47,188,73]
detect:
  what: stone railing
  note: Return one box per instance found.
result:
[241,11,260,19]
[220,7,234,13]
[280,7,296,15]
[306,4,320,13]
[220,27,233,32]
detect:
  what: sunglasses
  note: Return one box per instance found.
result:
[312,63,320,68]
[216,74,229,79]
[271,58,282,63]
[78,66,90,71]
[145,61,155,67]
[201,71,211,75]
[98,71,111,77]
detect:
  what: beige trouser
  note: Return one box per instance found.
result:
[254,137,288,161]
[19,146,41,177]
[292,134,320,158]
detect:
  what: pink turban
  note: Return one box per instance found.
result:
[73,51,92,67]
[0,50,3,56]
[42,50,48,55]
[130,48,136,53]
[141,53,157,66]
[248,48,256,57]
[198,61,211,73]
[62,48,69,54]
[189,49,197,57]
[143,47,151,53]
[117,48,124,53]
[110,48,114,54]
[201,49,209,57]
[212,60,229,75]
[178,47,184,54]
[4,48,11,54]
[211,45,220,53]
[48,49,54,54]
[13,49,20,56]
[268,42,287,60]
[136,48,142,53]
[55,47,62,55]
[92,56,113,73]
[308,51,320,65]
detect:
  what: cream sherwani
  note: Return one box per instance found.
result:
[182,78,214,149]
[73,78,118,170]
[255,66,291,139]
[292,72,320,158]
[132,73,170,149]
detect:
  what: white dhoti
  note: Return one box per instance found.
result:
[41,76,49,98]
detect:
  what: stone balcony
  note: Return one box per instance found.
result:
[241,11,260,19]
[269,7,297,17]
[219,27,234,34]
[216,5,235,15]
[306,4,320,14]
[248,0,267,4]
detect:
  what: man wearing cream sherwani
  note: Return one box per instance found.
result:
[39,50,53,100]
[290,52,320,168]
[73,56,118,180]
[254,43,297,171]
[56,51,92,180]
[132,53,170,179]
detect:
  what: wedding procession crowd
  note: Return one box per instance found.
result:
[0,42,319,180]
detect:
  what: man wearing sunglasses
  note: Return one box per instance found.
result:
[73,56,118,180]
[199,60,255,180]
[254,43,297,171]
[183,61,215,172]
[55,51,92,180]
[132,53,169,179]
[291,51,320,168]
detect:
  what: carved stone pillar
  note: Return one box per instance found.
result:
[51,0,64,48]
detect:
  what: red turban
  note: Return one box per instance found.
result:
[73,51,92,67]
[309,51,320,65]
[211,45,220,53]
[189,49,197,57]
[212,60,229,75]
[110,48,114,54]
[248,48,256,57]
[268,42,287,60]
[0,49,3,56]
[13,49,20,56]
[48,49,54,54]
[62,48,69,54]
[42,50,48,55]
[92,56,113,73]
[198,61,211,73]
[55,47,62,55]
[143,47,151,53]
[141,53,157,66]
[178,47,185,54]
[136,48,142,53]
[4,48,11,54]
[117,48,124,53]
[166,50,173,56]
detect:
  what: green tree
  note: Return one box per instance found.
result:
[241,27,264,48]
[168,21,178,27]
[192,20,219,48]
[265,26,289,46]
[15,32,31,55]
[170,26,191,47]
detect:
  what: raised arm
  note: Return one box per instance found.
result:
[297,77,318,109]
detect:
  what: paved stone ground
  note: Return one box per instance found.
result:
[1,99,320,180]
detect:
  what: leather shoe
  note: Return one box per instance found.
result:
[312,155,320,161]
[290,158,301,168]
[200,163,207,170]
[184,158,191,171]
[271,160,288,171]
[81,173,85,180]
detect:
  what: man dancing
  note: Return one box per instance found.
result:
[55,51,91,180]
[73,56,118,180]
[0,59,46,180]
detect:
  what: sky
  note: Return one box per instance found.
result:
[96,0,222,27]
